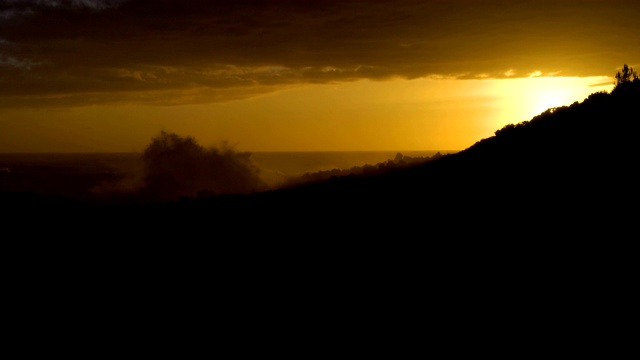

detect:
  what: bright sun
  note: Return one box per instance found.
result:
[490,76,613,130]
[529,81,579,115]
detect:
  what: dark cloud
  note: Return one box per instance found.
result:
[2,0,126,10]
[1,0,638,107]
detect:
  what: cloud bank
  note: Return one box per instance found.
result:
[1,0,639,107]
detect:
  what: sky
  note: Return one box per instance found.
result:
[0,0,638,153]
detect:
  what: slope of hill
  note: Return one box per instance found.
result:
[167,81,638,236]
[4,78,638,241]
[4,74,637,326]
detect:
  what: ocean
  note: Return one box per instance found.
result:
[0,150,457,199]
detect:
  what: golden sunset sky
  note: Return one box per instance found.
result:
[0,0,638,152]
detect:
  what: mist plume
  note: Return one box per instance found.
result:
[130,131,267,202]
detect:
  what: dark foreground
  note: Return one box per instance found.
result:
[3,89,637,350]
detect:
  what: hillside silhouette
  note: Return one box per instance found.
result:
[137,67,638,237]
[3,65,639,241]
[4,66,638,323]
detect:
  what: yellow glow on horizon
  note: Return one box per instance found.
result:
[484,76,613,132]
[0,75,615,153]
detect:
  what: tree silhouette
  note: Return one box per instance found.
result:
[614,64,638,88]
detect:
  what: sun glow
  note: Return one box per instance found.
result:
[485,76,614,131]
[530,86,577,114]
[0,75,616,153]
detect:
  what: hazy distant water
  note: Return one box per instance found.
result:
[0,150,457,197]
[0,150,455,177]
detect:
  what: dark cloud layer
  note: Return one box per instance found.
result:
[1,0,638,107]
